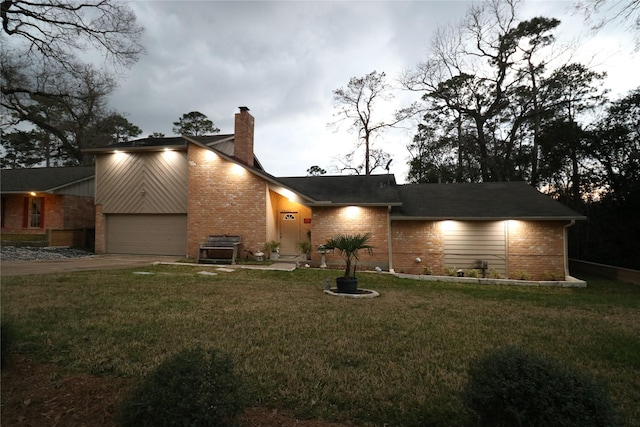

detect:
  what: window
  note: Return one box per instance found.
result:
[24,197,44,228]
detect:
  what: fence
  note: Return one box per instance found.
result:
[569,259,640,285]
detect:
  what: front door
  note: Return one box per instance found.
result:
[279,212,299,255]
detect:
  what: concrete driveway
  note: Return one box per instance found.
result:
[1,254,181,277]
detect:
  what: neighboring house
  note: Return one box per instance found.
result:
[1,167,95,248]
[83,107,585,280]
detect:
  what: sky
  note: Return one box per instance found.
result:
[109,1,639,183]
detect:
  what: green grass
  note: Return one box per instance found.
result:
[2,266,639,426]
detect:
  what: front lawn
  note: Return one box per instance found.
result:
[2,266,639,426]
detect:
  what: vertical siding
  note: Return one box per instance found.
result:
[443,221,507,274]
[96,151,188,214]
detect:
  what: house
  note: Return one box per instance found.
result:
[1,167,96,248]
[83,107,585,280]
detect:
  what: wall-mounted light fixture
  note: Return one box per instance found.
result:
[440,220,456,232]
[345,206,360,218]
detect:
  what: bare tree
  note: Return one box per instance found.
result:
[1,0,144,69]
[402,0,569,182]
[330,70,415,175]
[574,0,640,49]
[1,0,144,159]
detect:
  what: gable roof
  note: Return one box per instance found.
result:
[1,166,95,194]
[277,174,402,206]
[83,134,264,171]
[391,182,585,220]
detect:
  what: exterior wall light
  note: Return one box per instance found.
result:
[345,206,360,218]
[204,150,217,161]
[231,163,245,175]
[441,220,456,232]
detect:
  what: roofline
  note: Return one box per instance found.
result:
[310,202,403,207]
[182,136,318,205]
[1,175,94,194]
[45,175,94,193]
[390,215,587,221]
[82,144,187,154]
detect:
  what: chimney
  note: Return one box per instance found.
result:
[234,106,254,166]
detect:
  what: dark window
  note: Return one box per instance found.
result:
[24,197,44,228]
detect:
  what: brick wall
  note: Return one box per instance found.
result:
[310,206,389,271]
[389,219,568,279]
[391,220,444,275]
[1,194,94,236]
[63,196,95,229]
[507,220,567,280]
[187,144,268,258]
[95,204,105,253]
[234,108,254,166]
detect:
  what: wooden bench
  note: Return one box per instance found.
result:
[198,235,242,264]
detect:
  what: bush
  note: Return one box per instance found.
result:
[488,268,503,279]
[511,269,531,280]
[465,269,480,278]
[119,347,247,427]
[443,266,457,276]
[463,347,619,427]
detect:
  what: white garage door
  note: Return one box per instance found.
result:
[106,214,187,255]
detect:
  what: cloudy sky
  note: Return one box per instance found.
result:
[109,1,639,183]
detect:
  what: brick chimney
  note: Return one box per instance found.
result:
[234,106,254,166]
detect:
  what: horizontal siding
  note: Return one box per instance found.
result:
[96,152,188,214]
[443,221,506,274]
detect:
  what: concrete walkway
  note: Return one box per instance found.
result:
[0,255,298,277]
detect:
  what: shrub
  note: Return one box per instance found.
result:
[465,269,480,278]
[119,347,247,427]
[544,270,563,281]
[422,266,432,275]
[443,266,457,276]
[511,269,531,280]
[488,268,503,279]
[463,346,619,427]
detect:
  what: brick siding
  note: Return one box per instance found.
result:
[310,206,389,271]
[95,204,105,253]
[507,220,566,280]
[187,144,268,258]
[2,194,94,236]
[391,221,444,275]
[389,219,568,280]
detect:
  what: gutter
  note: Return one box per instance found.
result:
[563,219,576,278]
[390,215,587,221]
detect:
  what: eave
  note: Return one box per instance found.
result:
[390,215,587,221]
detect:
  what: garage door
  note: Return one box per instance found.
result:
[106,214,187,255]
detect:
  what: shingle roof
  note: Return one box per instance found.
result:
[391,182,585,220]
[277,174,402,206]
[1,166,95,193]
[83,135,234,153]
[82,134,264,171]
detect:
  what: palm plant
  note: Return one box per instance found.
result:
[322,232,373,278]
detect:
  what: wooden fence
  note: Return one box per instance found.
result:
[569,259,640,285]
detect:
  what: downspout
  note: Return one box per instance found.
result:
[563,220,576,279]
[387,206,394,273]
